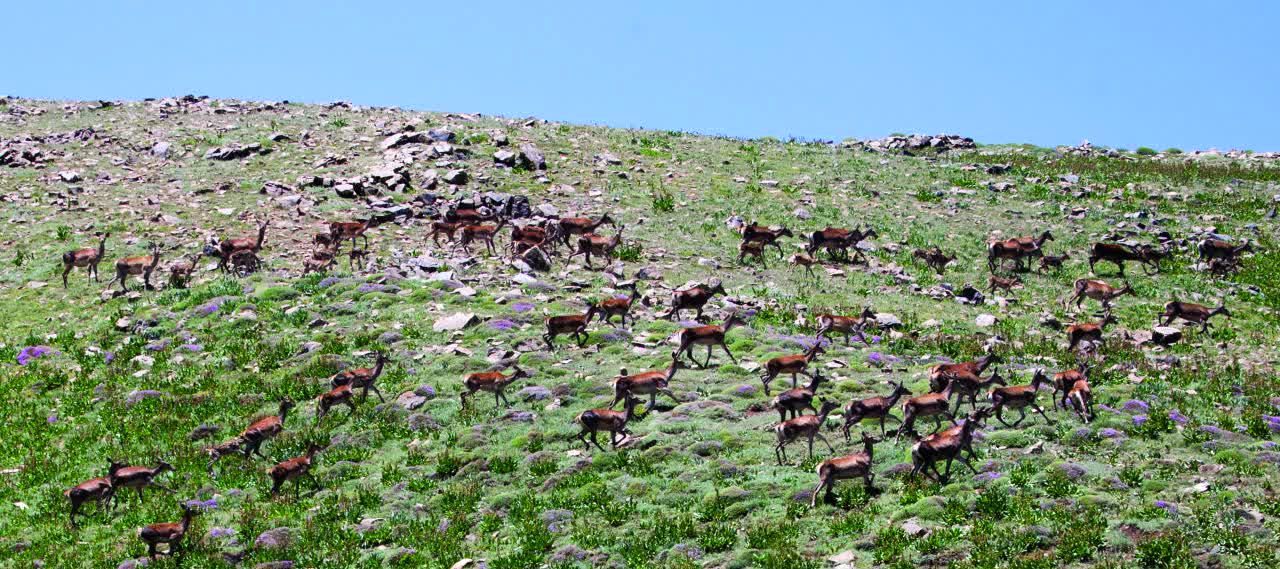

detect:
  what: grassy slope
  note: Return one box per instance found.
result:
[1,98,1278,568]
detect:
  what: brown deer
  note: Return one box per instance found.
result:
[544,310,595,349]
[737,239,769,268]
[1198,238,1251,265]
[1065,376,1094,423]
[61,232,108,287]
[760,343,825,395]
[987,230,1052,272]
[789,252,819,277]
[1089,242,1165,275]
[268,443,323,498]
[815,308,877,346]
[302,244,339,275]
[348,247,368,271]
[611,357,682,411]
[913,247,955,275]
[509,223,549,254]
[329,351,388,402]
[1066,314,1117,352]
[897,380,958,441]
[238,399,295,459]
[328,218,372,249]
[214,221,268,273]
[1047,364,1088,410]
[1065,279,1132,312]
[1037,252,1070,272]
[663,281,727,322]
[910,408,986,483]
[592,285,644,326]
[842,381,910,440]
[672,311,747,367]
[138,505,198,559]
[455,219,507,256]
[203,437,245,475]
[428,220,462,246]
[810,432,881,506]
[568,226,625,269]
[575,394,641,451]
[987,274,1022,294]
[771,368,827,422]
[461,366,532,407]
[989,370,1053,427]
[316,384,357,419]
[107,245,162,292]
[807,226,877,263]
[167,252,202,289]
[947,367,1008,413]
[66,463,121,526]
[741,222,794,256]
[446,206,496,225]
[557,213,615,246]
[228,249,261,275]
[1160,299,1230,333]
[929,354,1001,393]
[108,460,174,505]
[774,399,840,465]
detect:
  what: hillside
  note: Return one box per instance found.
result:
[1,96,1279,568]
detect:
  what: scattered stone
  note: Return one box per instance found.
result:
[976,314,997,327]
[493,149,517,167]
[518,144,547,170]
[433,313,478,332]
[1152,326,1182,346]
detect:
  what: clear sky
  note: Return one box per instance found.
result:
[5,1,1279,151]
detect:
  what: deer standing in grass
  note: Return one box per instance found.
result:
[815,308,876,346]
[61,232,108,288]
[1067,314,1117,352]
[1065,279,1132,312]
[329,351,388,402]
[842,381,909,440]
[759,343,825,395]
[576,395,641,452]
[663,281,727,322]
[611,357,682,411]
[789,252,819,277]
[556,213,615,247]
[913,247,955,275]
[989,370,1053,427]
[214,221,268,273]
[928,354,1000,393]
[461,366,531,408]
[1198,238,1251,265]
[108,460,174,506]
[107,245,162,292]
[167,252,202,288]
[741,222,793,256]
[592,284,644,326]
[66,463,121,526]
[268,443,323,498]
[810,432,881,507]
[545,309,595,349]
[1037,252,1069,272]
[138,505,198,559]
[1089,242,1166,275]
[1159,299,1230,333]
[897,380,958,442]
[568,226,624,269]
[673,311,746,367]
[774,399,840,465]
[771,368,828,422]
[238,400,295,459]
[910,408,987,483]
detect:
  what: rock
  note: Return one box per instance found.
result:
[443,169,468,185]
[254,527,295,550]
[58,170,81,183]
[518,144,546,170]
[976,314,997,327]
[873,313,902,328]
[517,385,553,401]
[793,208,812,220]
[900,518,928,537]
[594,152,622,165]
[396,391,427,410]
[536,204,559,217]
[450,560,474,569]
[151,141,171,158]
[1152,326,1182,346]
[380,132,426,150]
[433,313,478,332]
[493,149,517,167]
[204,144,262,161]
[426,128,455,142]
[829,551,856,565]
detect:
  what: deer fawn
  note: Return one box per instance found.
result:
[316,384,357,419]
[461,366,532,407]
[1066,314,1117,352]
[842,381,910,440]
[989,370,1053,427]
[913,247,955,275]
[987,230,1052,272]
[741,222,793,256]
[238,400,295,459]
[1037,252,1069,272]
[167,252,202,289]
[929,354,1000,393]
[108,460,174,506]
[897,380,958,441]
[428,220,462,246]
[61,232,108,287]
[66,463,121,526]
[771,368,828,422]
[673,311,747,367]
[774,399,840,465]
[810,432,881,506]
[947,367,1008,413]
[138,505,199,559]
[1065,279,1132,312]
[592,284,644,326]
[576,394,641,451]
[556,213,615,247]
[760,343,825,395]
[329,351,388,402]
[987,274,1022,294]
[1065,376,1094,423]
[455,219,507,256]
[910,408,989,484]
[568,226,624,269]
[545,309,595,349]
[1089,242,1165,275]
[214,221,268,273]
[737,239,769,268]
[807,226,876,263]
[328,218,373,249]
[789,252,819,277]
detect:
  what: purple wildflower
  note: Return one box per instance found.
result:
[144,340,170,352]
[47,414,58,424]
[601,328,632,343]
[867,352,885,366]
[1122,399,1150,413]
[1073,428,1092,439]
[357,283,387,293]
[488,319,517,331]
[734,385,757,397]
[1263,441,1278,450]
[1058,462,1087,480]
[1262,415,1280,434]
[1155,500,1177,514]
[1168,410,1189,425]
[436,518,450,533]
[125,390,164,407]
[1099,428,1123,439]
[180,344,203,352]
[511,302,535,313]
[185,497,218,511]
[16,346,56,366]
[318,276,342,289]
[1133,415,1148,426]
[976,471,1003,482]
[208,527,236,539]
[104,351,115,363]
[1256,451,1280,464]
[869,335,882,344]
[1200,425,1228,438]
[198,302,221,316]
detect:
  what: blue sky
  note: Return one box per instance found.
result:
[6,1,1279,150]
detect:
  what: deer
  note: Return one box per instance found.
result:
[214,221,268,273]
[348,247,368,270]
[910,408,987,483]
[1065,376,1094,423]
[167,252,202,289]
[66,463,121,526]
[737,239,769,268]
[663,281,727,322]
[807,226,877,263]
[1198,238,1251,265]
[228,249,261,275]
[268,442,323,498]
[446,206,496,225]
[545,309,595,349]
[1066,314,1117,352]
[897,380,958,442]
[673,310,747,368]
[913,247,955,275]
[1047,364,1088,410]
[568,226,625,269]
[989,370,1053,427]
[760,343,825,395]
[810,432,881,506]
[592,284,645,326]
[1065,279,1132,312]
[929,354,1001,393]
[328,218,372,249]
[203,437,245,476]
[138,505,198,559]
[842,381,910,440]
[509,222,549,254]
[611,357,683,411]
[919,406,993,464]
[771,368,828,422]
[461,366,531,407]
[987,230,1052,272]
[302,244,340,275]
[108,460,174,506]
[455,219,507,256]
[987,274,1022,294]
[61,232,108,288]
[741,222,794,256]
[1160,299,1230,333]
[774,399,840,465]
[815,308,877,346]
[428,220,462,246]
[107,245,162,292]
[1037,252,1070,272]
[238,399,295,459]
[329,351,388,402]
[1088,242,1165,275]
[947,367,1008,413]
[316,384,357,419]
[556,213,615,247]
[575,394,641,451]
[789,252,819,277]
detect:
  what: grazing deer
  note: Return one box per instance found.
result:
[771,368,828,422]
[1037,252,1069,272]
[576,394,641,451]
[108,460,174,505]
[1065,376,1094,423]
[545,310,595,349]
[987,274,1022,294]
[167,252,202,289]
[316,384,357,419]
[455,219,507,256]
[789,252,819,277]
[66,463,121,526]
[842,381,910,440]
[428,220,462,246]
[910,408,987,483]
[214,221,268,273]
[592,285,644,326]
[807,226,877,263]
[557,213,615,247]
[268,443,323,498]
[461,366,531,407]
[913,247,955,275]
[61,232,108,287]
[568,226,625,269]
[947,367,1008,413]
[1160,299,1230,333]
[1066,314,1117,352]
[760,343,825,395]
[897,380,958,441]
[663,281,727,322]
[329,351,388,402]
[328,218,373,249]
[929,354,1001,393]
[989,370,1053,427]
[673,311,747,367]
[741,222,794,256]
[107,245,162,292]
[987,230,1052,272]
[1088,242,1165,275]
[138,505,198,559]
[774,399,840,465]
[811,432,881,506]
[1198,238,1251,265]
[238,399,295,459]
[737,239,769,268]
[1065,279,1132,312]
[611,357,682,411]
[815,308,876,346]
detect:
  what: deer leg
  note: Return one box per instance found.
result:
[810,477,827,508]
[806,435,815,460]
[775,443,786,466]
[816,432,835,454]
[720,343,737,364]
[591,431,607,452]
[543,333,555,350]
[1033,405,1052,425]
[62,265,72,288]
[996,406,1012,427]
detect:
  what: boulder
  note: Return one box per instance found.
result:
[518,144,546,170]
[433,313,478,332]
[1152,326,1183,346]
[494,149,517,167]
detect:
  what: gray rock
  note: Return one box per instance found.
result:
[494,149,517,166]
[975,314,997,327]
[254,527,296,550]
[151,141,171,158]
[426,128,455,142]
[793,208,812,220]
[536,204,559,217]
[1152,326,1182,346]
[518,144,546,170]
[443,169,468,185]
[396,391,427,410]
[517,385,552,401]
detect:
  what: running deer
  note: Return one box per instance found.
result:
[66,463,121,526]
[568,226,624,269]
[108,460,174,505]
[107,245,162,292]
[203,437,245,475]
[1159,299,1230,333]
[611,357,682,411]
[673,311,747,367]
[138,505,198,559]
[167,252,202,289]
[428,220,462,246]
[1066,314,1117,352]
[328,218,372,249]
[238,399,295,459]
[1088,242,1166,275]
[446,206,496,225]
[815,308,876,346]
[929,354,1001,393]
[592,284,644,326]
[663,281,727,322]
[913,247,955,275]
[989,370,1053,427]
[316,384,356,419]
[545,309,595,349]
[947,367,1008,413]
[557,213,615,246]
[329,351,388,402]
[760,343,825,395]
[737,239,769,268]
[897,380,958,441]
[987,230,1052,272]
[910,408,987,483]
[1065,375,1094,423]
[987,274,1022,294]
[455,219,507,256]
[1198,238,1251,265]
[268,442,323,498]
[789,252,819,277]
[807,226,877,263]
[810,432,881,506]
[842,381,910,440]
[461,366,531,407]
[774,399,840,465]
[1065,279,1132,312]
[1048,364,1088,410]
[575,394,641,452]
[741,222,794,256]
[61,232,108,287]
[1037,252,1070,272]
[214,221,268,273]
[771,368,828,422]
